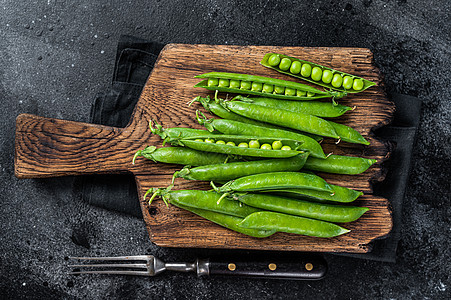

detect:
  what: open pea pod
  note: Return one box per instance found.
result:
[261,53,376,93]
[170,134,304,158]
[194,72,345,100]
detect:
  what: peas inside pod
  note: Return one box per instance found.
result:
[197,138,291,151]
[261,53,376,93]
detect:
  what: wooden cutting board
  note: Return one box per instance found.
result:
[15,44,394,253]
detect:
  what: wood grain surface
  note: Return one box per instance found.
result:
[15,44,394,253]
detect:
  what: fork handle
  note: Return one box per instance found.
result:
[202,256,327,280]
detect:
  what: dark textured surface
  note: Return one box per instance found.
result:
[1,0,450,299]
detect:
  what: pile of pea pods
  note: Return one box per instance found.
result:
[134,53,378,239]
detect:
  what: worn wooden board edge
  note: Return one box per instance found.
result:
[130,43,395,253]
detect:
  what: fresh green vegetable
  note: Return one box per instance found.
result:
[173,154,308,182]
[304,155,377,175]
[213,172,333,194]
[232,193,369,223]
[261,53,376,93]
[194,72,345,100]
[239,211,350,238]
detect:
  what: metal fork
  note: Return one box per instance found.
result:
[68,254,327,279]
[68,255,209,277]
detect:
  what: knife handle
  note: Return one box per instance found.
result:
[203,256,327,280]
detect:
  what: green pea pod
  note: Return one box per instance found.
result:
[173,154,308,182]
[219,98,340,139]
[304,155,377,175]
[214,172,333,193]
[191,95,323,141]
[266,184,363,203]
[196,112,325,159]
[194,72,345,100]
[173,203,275,238]
[239,211,350,238]
[151,189,262,218]
[261,53,376,93]
[231,193,368,223]
[132,146,231,166]
[327,121,370,145]
[234,95,352,118]
[176,135,304,158]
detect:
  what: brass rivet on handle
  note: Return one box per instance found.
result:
[305,263,313,271]
[268,263,277,271]
[228,263,236,271]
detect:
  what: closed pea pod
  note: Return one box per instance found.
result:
[233,95,352,118]
[239,211,350,238]
[146,189,262,218]
[213,172,334,194]
[232,193,369,223]
[261,53,376,93]
[266,184,363,203]
[196,111,326,158]
[218,98,340,139]
[174,203,275,238]
[132,146,231,166]
[191,95,322,141]
[194,72,345,100]
[304,154,377,175]
[327,121,370,145]
[173,154,309,182]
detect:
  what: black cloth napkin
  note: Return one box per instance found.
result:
[80,35,421,262]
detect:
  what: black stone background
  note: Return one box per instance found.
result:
[1,1,450,299]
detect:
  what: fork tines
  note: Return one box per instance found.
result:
[68,255,154,276]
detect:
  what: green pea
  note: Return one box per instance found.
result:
[285,87,296,96]
[272,140,283,150]
[279,58,292,71]
[331,74,343,88]
[216,140,226,145]
[290,61,302,74]
[267,54,281,66]
[307,92,315,97]
[281,145,292,151]
[322,70,333,84]
[296,90,307,97]
[205,138,215,143]
[240,81,251,90]
[353,78,364,91]
[260,143,272,150]
[273,86,285,94]
[301,63,312,77]
[230,79,241,89]
[238,142,249,148]
[251,82,263,92]
[262,84,274,93]
[342,76,353,90]
[226,141,236,146]
[311,67,323,81]
[218,78,230,87]
[207,78,219,87]
[249,140,260,149]
[194,138,204,142]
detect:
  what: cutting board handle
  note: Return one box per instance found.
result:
[15,113,140,178]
